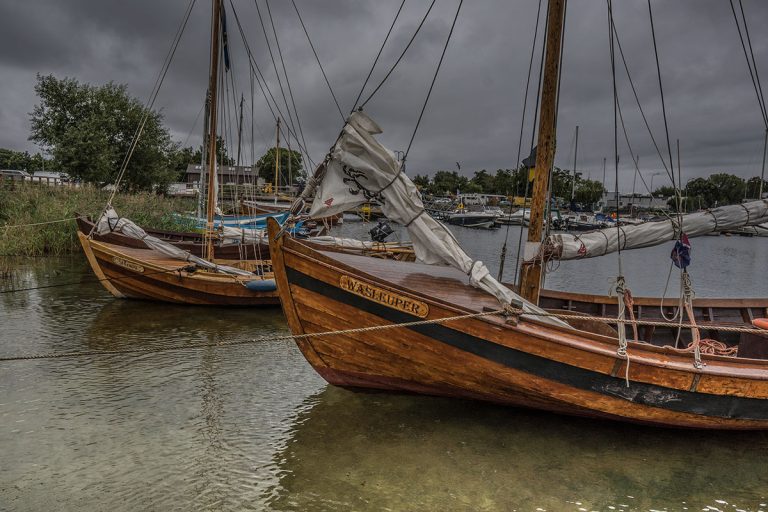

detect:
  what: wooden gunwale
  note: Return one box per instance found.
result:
[539,287,768,309]
[266,222,768,427]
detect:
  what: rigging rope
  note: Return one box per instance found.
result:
[105,0,197,209]
[513,0,551,286]
[729,0,768,128]
[351,0,406,111]
[609,0,631,387]
[290,0,345,122]
[265,0,311,166]
[499,0,544,283]
[403,0,463,160]
[228,0,314,169]
[254,0,299,148]
[646,0,676,191]
[359,0,437,109]
[610,16,671,181]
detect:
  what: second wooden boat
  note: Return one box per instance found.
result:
[79,230,278,305]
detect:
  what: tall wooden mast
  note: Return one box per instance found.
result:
[519,0,566,304]
[204,0,222,262]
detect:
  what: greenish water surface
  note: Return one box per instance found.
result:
[1,226,768,511]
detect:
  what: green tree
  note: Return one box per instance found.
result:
[191,136,235,167]
[685,177,718,208]
[470,169,495,193]
[412,174,430,190]
[491,168,516,196]
[745,176,768,199]
[708,173,745,205]
[168,145,197,180]
[29,74,178,192]
[550,167,573,201]
[574,179,605,205]
[429,170,472,196]
[653,185,676,197]
[0,149,53,173]
[256,146,304,186]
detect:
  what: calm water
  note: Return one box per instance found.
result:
[2,222,768,511]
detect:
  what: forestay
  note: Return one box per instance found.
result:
[545,200,768,260]
[95,207,252,276]
[306,111,569,327]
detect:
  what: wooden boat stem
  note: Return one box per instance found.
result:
[520,0,566,305]
[205,0,222,262]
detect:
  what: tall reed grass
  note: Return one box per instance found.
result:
[0,182,197,256]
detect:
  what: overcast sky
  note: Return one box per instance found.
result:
[0,0,766,192]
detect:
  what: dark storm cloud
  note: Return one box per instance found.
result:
[0,0,766,192]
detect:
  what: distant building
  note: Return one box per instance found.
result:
[31,171,68,185]
[601,191,670,211]
[0,169,31,181]
[184,164,263,186]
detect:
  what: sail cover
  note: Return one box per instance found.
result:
[308,111,568,327]
[95,207,252,276]
[545,199,768,261]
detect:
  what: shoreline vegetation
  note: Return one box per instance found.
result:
[0,182,197,256]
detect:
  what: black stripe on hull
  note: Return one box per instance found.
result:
[286,267,768,421]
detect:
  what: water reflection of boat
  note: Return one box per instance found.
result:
[262,386,766,510]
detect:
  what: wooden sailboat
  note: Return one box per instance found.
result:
[78,0,279,306]
[268,0,768,429]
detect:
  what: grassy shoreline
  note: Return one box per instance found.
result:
[0,183,197,256]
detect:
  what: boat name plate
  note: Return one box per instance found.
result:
[112,256,145,273]
[339,275,429,318]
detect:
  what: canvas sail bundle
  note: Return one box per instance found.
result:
[307,111,567,327]
[95,207,252,276]
[544,199,768,261]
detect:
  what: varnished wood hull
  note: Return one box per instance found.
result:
[77,231,279,306]
[267,218,768,429]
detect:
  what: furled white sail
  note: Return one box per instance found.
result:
[307,111,568,327]
[95,207,252,276]
[544,199,768,261]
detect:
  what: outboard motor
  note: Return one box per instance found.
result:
[369,220,394,242]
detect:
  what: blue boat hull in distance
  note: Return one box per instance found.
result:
[192,211,291,229]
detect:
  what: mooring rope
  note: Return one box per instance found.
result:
[0,266,194,295]
[2,217,76,230]
[0,309,505,362]
[0,304,764,363]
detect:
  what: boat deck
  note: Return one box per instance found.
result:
[317,249,505,314]
[314,246,766,348]
[94,240,271,275]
